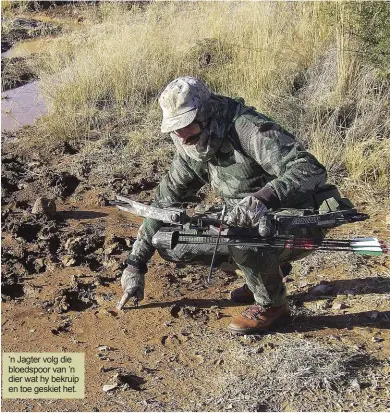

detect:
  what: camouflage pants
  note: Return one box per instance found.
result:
[227,245,311,307]
[157,228,324,307]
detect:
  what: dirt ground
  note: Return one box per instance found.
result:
[1,137,390,412]
[1,5,390,411]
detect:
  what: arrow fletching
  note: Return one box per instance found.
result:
[350,237,388,255]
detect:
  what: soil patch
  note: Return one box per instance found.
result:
[1,56,38,91]
[1,17,62,50]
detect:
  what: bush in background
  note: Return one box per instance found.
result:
[347,1,390,79]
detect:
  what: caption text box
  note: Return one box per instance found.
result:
[2,352,84,399]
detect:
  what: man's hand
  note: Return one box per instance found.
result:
[120,265,145,302]
[226,195,268,227]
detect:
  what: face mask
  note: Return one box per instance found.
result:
[178,118,225,162]
[181,121,205,146]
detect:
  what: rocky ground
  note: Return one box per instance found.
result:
[1,133,390,412]
[1,5,390,412]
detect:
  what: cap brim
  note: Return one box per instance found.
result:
[161,108,197,133]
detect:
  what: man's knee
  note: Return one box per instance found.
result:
[229,246,281,272]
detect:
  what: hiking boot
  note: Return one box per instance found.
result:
[230,263,292,304]
[230,284,255,304]
[227,302,290,334]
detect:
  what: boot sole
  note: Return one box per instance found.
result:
[230,298,255,304]
[227,314,291,335]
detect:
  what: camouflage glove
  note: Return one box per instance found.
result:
[120,265,145,302]
[226,195,268,227]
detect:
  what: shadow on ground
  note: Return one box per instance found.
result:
[290,277,390,302]
[122,297,390,331]
[58,210,108,220]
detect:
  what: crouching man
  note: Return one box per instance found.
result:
[121,76,329,334]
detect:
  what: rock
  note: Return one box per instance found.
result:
[310,283,333,295]
[100,366,118,373]
[34,258,46,273]
[104,242,120,255]
[194,353,204,364]
[350,378,361,391]
[50,172,79,198]
[102,258,120,271]
[102,384,118,392]
[23,283,42,298]
[125,238,133,248]
[114,372,145,390]
[332,302,347,310]
[98,345,113,351]
[104,236,130,255]
[144,345,154,354]
[107,310,118,317]
[372,336,384,343]
[65,237,83,253]
[54,296,71,313]
[62,256,77,267]
[97,193,109,206]
[32,197,56,218]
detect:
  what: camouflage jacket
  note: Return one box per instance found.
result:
[127,97,327,268]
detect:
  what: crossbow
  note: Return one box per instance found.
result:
[111,195,388,309]
[111,195,388,256]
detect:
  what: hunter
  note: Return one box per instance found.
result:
[121,76,328,334]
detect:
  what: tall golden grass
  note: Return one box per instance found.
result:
[31,1,389,203]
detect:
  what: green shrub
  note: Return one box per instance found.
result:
[347,2,390,78]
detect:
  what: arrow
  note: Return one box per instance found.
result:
[173,234,389,256]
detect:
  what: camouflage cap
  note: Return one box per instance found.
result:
[159,76,212,133]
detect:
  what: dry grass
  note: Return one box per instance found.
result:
[346,139,390,189]
[1,0,30,14]
[15,1,389,202]
[34,2,333,136]
[211,335,383,412]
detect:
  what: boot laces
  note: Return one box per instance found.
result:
[242,304,266,320]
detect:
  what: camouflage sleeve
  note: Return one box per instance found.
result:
[127,151,207,267]
[238,119,327,207]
